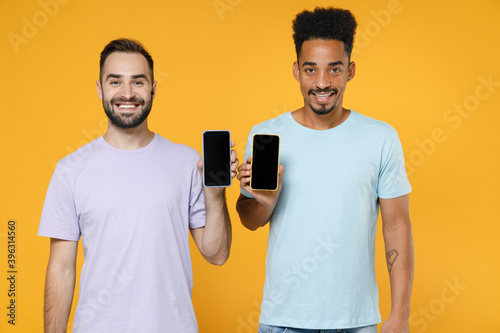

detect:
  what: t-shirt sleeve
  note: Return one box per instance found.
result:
[38,164,81,241]
[189,162,206,229]
[377,131,412,199]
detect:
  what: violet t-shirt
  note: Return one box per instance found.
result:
[39,133,206,332]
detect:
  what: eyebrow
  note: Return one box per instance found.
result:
[105,74,150,82]
[301,61,345,67]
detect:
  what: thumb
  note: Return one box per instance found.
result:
[196,160,203,177]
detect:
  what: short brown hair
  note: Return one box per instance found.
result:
[99,38,154,82]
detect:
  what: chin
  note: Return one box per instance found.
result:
[311,105,336,116]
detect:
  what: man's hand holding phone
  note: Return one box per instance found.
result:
[197,147,238,195]
[198,130,239,198]
[237,156,284,208]
[236,133,283,230]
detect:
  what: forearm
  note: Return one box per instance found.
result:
[202,190,232,265]
[236,196,274,231]
[44,263,76,333]
[383,219,414,319]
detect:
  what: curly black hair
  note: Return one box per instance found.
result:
[293,7,357,60]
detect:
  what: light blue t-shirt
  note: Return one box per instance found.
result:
[241,110,412,329]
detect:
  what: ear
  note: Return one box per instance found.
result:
[151,80,157,99]
[292,61,300,82]
[347,61,356,82]
[96,80,103,100]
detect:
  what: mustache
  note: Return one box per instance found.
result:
[308,88,338,95]
[110,96,145,104]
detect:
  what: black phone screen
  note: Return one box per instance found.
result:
[203,130,231,187]
[251,134,280,191]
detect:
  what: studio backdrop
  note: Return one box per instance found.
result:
[1,0,499,332]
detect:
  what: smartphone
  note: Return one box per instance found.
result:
[250,134,280,191]
[203,130,232,187]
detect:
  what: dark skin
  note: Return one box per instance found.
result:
[236,39,414,333]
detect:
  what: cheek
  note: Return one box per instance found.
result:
[298,79,312,90]
[333,77,348,88]
[300,84,310,95]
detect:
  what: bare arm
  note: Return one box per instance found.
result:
[190,187,232,266]
[235,157,284,230]
[190,145,238,265]
[380,194,414,333]
[236,194,275,230]
[44,238,78,333]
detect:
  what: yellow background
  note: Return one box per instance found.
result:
[1,0,499,332]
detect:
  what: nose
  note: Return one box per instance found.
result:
[120,83,134,99]
[315,70,331,90]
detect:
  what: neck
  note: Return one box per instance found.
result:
[103,120,154,150]
[292,105,350,130]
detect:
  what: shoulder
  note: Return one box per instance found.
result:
[155,134,200,162]
[249,112,292,135]
[56,138,102,172]
[350,111,399,139]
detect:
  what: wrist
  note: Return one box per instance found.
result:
[390,307,410,321]
[203,187,227,207]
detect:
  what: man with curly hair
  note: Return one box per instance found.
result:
[237,7,414,333]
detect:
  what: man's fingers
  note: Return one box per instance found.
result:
[237,170,250,181]
[232,158,239,170]
[237,161,251,173]
[231,157,239,178]
[239,174,250,187]
[278,165,284,182]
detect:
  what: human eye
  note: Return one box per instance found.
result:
[133,80,145,86]
[304,67,316,75]
[109,80,120,86]
[330,67,341,75]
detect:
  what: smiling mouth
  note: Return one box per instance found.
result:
[310,90,337,103]
[315,92,334,98]
[116,103,140,109]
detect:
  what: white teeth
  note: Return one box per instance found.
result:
[118,104,136,109]
[316,94,331,98]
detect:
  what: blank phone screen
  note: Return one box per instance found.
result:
[203,131,231,187]
[251,134,280,191]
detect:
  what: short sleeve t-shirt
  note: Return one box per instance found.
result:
[241,111,412,329]
[39,133,206,333]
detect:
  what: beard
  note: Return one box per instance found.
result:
[103,95,153,129]
[308,88,338,115]
[310,102,336,115]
